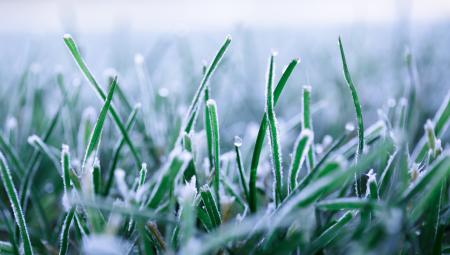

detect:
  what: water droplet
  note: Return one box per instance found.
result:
[234,136,242,147]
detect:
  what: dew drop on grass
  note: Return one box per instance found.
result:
[234,136,243,147]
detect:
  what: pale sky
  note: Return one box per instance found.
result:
[1,0,449,33]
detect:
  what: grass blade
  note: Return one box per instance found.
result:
[249,59,299,212]
[0,152,34,255]
[63,34,141,167]
[288,129,313,193]
[103,104,140,196]
[307,211,353,254]
[206,99,221,205]
[200,185,222,228]
[146,151,191,209]
[59,207,75,255]
[81,77,117,172]
[234,136,250,202]
[338,37,365,161]
[182,36,231,135]
[302,85,315,171]
[265,53,284,207]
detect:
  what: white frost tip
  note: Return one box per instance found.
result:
[134,54,144,65]
[425,119,434,131]
[366,169,376,183]
[177,176,197,204]
[206,99,217,107]
[301,128,314,139]
[271,50,279,57]
[62,144,70,154]
[134,103,142,109]
[158,87,169,98]
[141,163,147,170]
[226,35,232,41]
[27,135,39,145]
[345,123,355,132]
[303,85,312,92]
[234,136,243,147]
[295,58,301,64]
[63,33,72,40]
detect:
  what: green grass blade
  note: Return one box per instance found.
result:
[249,59,299,212]
[92,160,101,195]
[0,241,14,254]
[103,104,140,196]
[182,36,231,135]
[63,34,141,167]
[302,85,315,171]
[200,185,222,228]
[307,211,353,254]
[204,86,214,171]
[288,129,313,193]
[27,135,59,169]
[338,37,365,162]
[0,152,34,255]
[234,136,250,202]
[58,207,75,255]
[146,151,191,209]
[378,150,399,197]
[81,77,116,172]
[265,53,284,207]
[61,145,71,194]
[206,99,221,205]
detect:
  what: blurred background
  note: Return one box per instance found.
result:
[0,0,449,151]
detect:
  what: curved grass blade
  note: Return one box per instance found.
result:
[302,85,315,171]
[234,136,249,202]
[0,152,34,255]
[63,34,141,167]
[288,129,313,193]
[103,104,140,196]
[0,241,14,254]
[81,77,117,172]
[58,207,75,255]
[378,150,399,197]
[249,59,299,212]
[182,36,231,135]
[338,37,364,161]
[206,99,221,205]
[265,53,284,207]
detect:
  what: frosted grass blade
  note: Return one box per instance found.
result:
[103,104,140,196]
[265,53,284,207]
[249,59,299,212]
[81,77,116,172]
[59,207,75,255]
[288,129,313,193]
[316,198,372,211]
[206,99,221,205]
[338,37,364,161]
[63,34,141,167]
[200,185,222,228]
[234,136,249,202]
[0,153,34,255]
[301,85,315,171]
